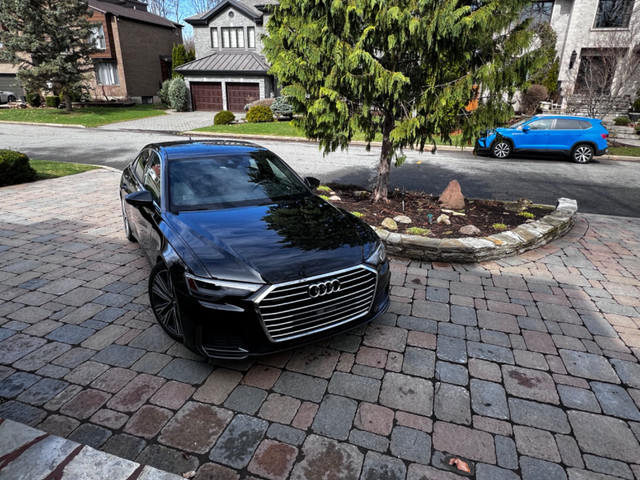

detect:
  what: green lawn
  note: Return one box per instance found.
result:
[609,146,640,157]
[30,160,100,180]
[0,104,167,127]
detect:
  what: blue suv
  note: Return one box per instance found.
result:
[475,115,609,163]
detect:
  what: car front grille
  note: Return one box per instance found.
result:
[255,265,378,343]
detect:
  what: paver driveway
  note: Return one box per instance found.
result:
[1,170,639,480]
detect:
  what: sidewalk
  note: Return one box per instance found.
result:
[1,170,639,480]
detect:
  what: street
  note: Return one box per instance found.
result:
[1,122,639,216]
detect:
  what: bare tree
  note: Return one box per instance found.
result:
[563,9,640,118]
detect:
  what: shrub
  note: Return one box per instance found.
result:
[167,77,189,112]
[214,110,235,125]
[614,116,631,126]
[633,97,640,113]
[245,98,275,111]
[246,105,274,123]
[45,96,60,108]
[158,79,171,106]
[0,150,37,186]
[25,92,41,108]
[521,84,548,115]
[271,96,294,118]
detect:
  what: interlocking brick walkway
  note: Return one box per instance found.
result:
[1,170,639,480]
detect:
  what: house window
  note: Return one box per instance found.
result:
[210,28,218,48]
[221,27,245,48]
[594,0,634,28]
[95,62,119,85]
[248,27,255,49]
[91,24,106,50]
[575,51,617,94]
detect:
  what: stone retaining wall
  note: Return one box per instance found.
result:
[374,198,578,263]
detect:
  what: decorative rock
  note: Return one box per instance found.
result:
[438,180,465,209]
[436,214,451,225]
[459,225,481,235]
[393,215,412,224]
[329,195,341,201]
[381,218,398,231]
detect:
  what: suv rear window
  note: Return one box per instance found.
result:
[554,119,582,130]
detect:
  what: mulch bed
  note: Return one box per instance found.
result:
[320,184,554,239]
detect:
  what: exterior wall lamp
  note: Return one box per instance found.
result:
[569,50,577,69]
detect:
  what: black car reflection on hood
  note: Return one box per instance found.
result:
[120,140,390,359]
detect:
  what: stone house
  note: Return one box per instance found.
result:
[0,0,182,103]
[177,0,278,111]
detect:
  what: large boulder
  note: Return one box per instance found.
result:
[439,180,465,210]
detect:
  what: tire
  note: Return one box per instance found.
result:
[149,262,183,341]
[7,95,16,102]
[491,140,512,159]
[571,144,594,164]
[121,198,136,242]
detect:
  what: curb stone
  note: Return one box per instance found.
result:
[374,198,578,263]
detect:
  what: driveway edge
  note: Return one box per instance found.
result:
[374,198,577,263]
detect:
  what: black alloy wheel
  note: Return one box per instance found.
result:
[491,140,512,159]
[7,95,16,102]
[149,263,183,340]
[571,144,594,164]
[121,198,136,242]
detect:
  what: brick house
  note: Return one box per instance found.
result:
[177,0,278,111]
[0,0,182,103]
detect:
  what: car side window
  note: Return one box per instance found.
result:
[579,120,593,129]
[554,119,581,130]
[133,151,149,181]
[144,152,162,204]
[527,119,554,130]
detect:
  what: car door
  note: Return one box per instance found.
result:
[121,150,149,240]
[137,151,164,262]
[519,118,554,150]
[548,118,584,153]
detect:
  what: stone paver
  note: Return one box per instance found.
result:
[1,171,640,479]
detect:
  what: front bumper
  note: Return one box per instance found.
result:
[176,261,391,359]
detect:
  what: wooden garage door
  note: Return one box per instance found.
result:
[191,82,223,111]
[226,83,260,112]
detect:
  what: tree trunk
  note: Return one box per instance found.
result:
[371,115,394,203]
[63,90,73,113]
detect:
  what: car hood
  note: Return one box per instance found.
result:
[166,196,374,284]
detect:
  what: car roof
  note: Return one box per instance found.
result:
[146,140,269,160]
[529,115,600,122]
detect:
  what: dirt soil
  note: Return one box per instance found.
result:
[320,185,554,239]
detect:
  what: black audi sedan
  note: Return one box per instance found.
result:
[120,141,390,359]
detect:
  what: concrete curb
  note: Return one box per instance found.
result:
[0,120,87,129]
[373,198,578,263]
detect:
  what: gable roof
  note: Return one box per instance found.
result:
[176,51,269,75]
[88,0,182,29]
[185,0,262,26]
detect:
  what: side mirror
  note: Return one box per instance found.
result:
[125,190,154,208]
[304,176,320,189]
[522,125,531,133]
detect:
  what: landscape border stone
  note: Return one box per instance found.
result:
[373,198,577,263]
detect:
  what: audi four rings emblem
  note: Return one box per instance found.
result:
[308,279,341,298]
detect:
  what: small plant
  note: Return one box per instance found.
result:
[246,105,274,123]
[350,211,364,218]
[25,92,41,107]
[614,116,631,126]
[406,227,431,236]
[0,150,37,186]
[633,97,640,113]
[45,95,60,108]
[271,95,294,118]
[214,110,235,125]
[316,185,332,192]
[492,223,508,231]
[517,211,535,219]
[167,77,189,112]
[319,194,331,201]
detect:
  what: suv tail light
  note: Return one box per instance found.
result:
[601,134,608,139]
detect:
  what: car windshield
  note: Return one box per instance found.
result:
[168,151,310,211]
[507,118,531,129]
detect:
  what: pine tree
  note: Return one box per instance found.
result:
[171,44,187,77]
[264,0,547,202]
[0,0,98,112]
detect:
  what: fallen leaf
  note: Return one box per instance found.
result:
[448,458,471,473]
[182,471,196,479]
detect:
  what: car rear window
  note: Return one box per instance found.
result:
[168,152,309,211]
[579,120,593,129]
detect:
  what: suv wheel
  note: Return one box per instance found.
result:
[572,144,594,164]
[491,140,512,159]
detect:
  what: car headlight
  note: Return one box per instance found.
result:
[365,241,387,266]
[185,273,262,301]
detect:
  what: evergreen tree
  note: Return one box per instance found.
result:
[264,0,547,201]
[0,0,98,112]
[171,44,187,77]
